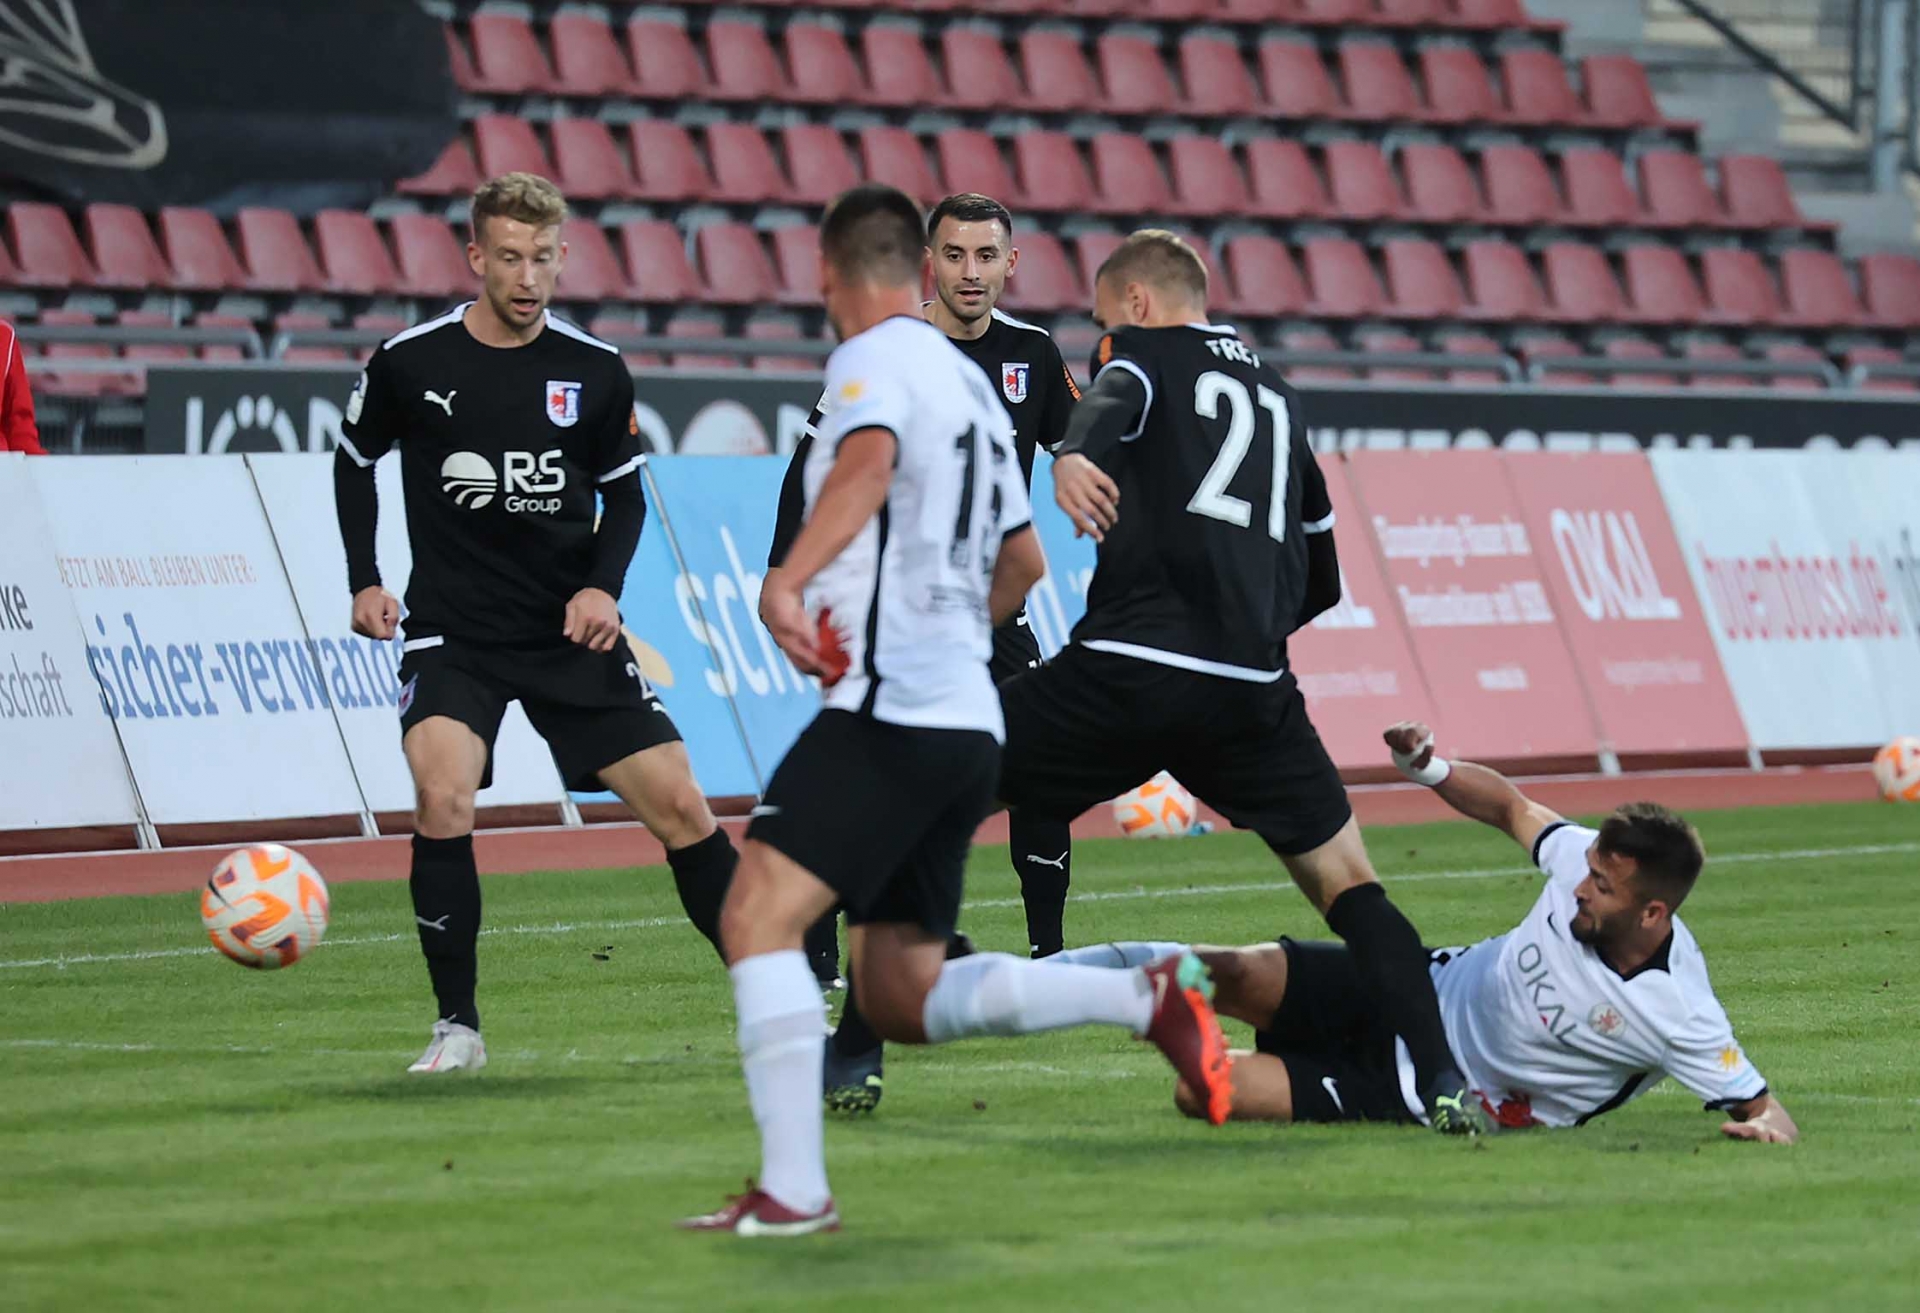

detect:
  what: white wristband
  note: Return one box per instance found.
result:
[1391,734,1453,787]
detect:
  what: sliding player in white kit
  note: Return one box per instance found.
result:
[1056,721,1799,1142]
[678,186,1231,1237]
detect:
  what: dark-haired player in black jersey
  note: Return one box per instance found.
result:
[1004,230,1486,1134]
[332,173,742,1074]
[763,195,1080,1110]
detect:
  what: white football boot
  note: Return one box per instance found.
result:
[407,1019,487,1074]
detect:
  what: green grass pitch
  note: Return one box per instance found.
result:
[3,801,1917,1311]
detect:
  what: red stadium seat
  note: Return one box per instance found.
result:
[314,210,399,296]
[1761,342,1829,391]
[862,27,942,108]
[1375,0,1447,26]
[1168,230,1234,312]
[1620,245,1706,323]
[1844,345,1918,392]
[1275,328,1354,383]
[1501,49,1583,125]
[1436,330,1506,385]
[707,123,789,204]
[1462,239,1546,320]
[629,121,713,202]
[473,114,552,180]
[84,203,172,290]
[445,27,481,94]
[1224,235,1309,316]
[191,312,253,363]
[388,214,469,298]
[1858,252,1920,328]
[1601,337,1673,389]
[1016,131,1096,213]
[235,207,323,292]
[117,310,192,371]
[782,125,860,207]
[1244,139,1331,219]
[158,207,248,291]
[1140,0,1217,18]
[1638,150,1723,228]
[1419,46,1502,124]
[787,23,866,105]
[1179,35,1259,117]
[1260,40,1342,119]
[36,308,123,396]
[747,316,815,375]
[1020,30,1102,113]
[398,139,480,197]
[550,12,637,96]
[698,226,779,309]
[1776,248,1863,327]
[1451,0,1549,27]
[1382,238,1465,319]
[1053,320,1100,389]
[274,311,347,366]
[1302,237,1386,317]
[1091,134,1173,214]
[627,19,705,99]
[1072,232,1123,300]
[1581,54,1664,128]
[1338,42,1422,120]
[770,225,822,307]
[589,314,662,372]
[1519,335,1594,385]
[1717,154,1806,229]
[1325,141,1405,220]
[464,14,553,94]
[1221,0,1295,18]
[859,126,940,203]
[939,28,1024,112]
[707,20,788,102]
[663,312,738,372]
[1480,145,1562,225]
[1541,242,1624,322]
[1097,34,1177,115]
[620,220,704,304]
[558,222,635,301]
[1168,136,1250,217]
[1298,0,1371,22]
[935,130,1021,206]
[1399,143,1481,222]
[7,202,96,287]
[1360,330,1438,383]
[1682,340,1758,389]
[551,119,636,200]
[1000,231,1081,313]
[1700,247,1781,325]
[1561,149,1641,226]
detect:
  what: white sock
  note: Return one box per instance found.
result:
[730,950,829,1213]
[1049,941,1190,970]
[921,952,1154,1043]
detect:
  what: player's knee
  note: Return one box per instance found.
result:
[664,779,715,846]
[414,780,475,836]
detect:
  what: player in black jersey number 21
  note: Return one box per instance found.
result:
[1008,230,1485,1133]
[332,174,742,1074]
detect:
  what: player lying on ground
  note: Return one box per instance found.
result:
[1051,722,1798,1142]
[333,172,753,1074]
[989,230,1483,1133]
[680,186,1232,1238]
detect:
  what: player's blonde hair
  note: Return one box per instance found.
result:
[470,172,568,243]
[1096,229,1208,305]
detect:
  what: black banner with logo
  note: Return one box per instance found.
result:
[142,366,824,457]
[0,0,454,210]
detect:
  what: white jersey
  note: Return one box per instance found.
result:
[803,315,1029,739]
[1398,823,1767,1129]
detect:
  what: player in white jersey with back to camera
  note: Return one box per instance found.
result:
[1052,720,1798,1142]
[680,185,1232,1237]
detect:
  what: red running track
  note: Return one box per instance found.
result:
[0,765,1880,904]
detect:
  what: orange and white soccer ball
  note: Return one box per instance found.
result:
[200,844,330,969]
[1871,736,1920,802]
[1113,772,1198,838]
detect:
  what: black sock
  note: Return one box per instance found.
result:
[804,910,840,984]
[831,968,882,1057]
[411,833,481,1031]
[665,828,736,961]
[1324,882,1459,1096]
[1009,810,1071,957]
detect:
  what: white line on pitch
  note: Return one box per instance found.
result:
[2,839,1914,973]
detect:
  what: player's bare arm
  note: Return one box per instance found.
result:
[761,425,897,673]
[1720,1091,1799,1144]
[1383,721,1562,852]
[987,527,1045,627]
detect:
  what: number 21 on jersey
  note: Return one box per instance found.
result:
[1187,371,1292,542]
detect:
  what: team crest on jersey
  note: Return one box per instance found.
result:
[1001,363,1029,404]
[546,380,583,428]
[1588,1003,1627,1039]
[397,675,417,716]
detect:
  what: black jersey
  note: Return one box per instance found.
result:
[338,304,642,646]
[1072,324,1334,676]
[767,307,1077,568]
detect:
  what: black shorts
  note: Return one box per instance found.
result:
[1255,939,1420,1125]
[396,634,680,792]
[989,611,1043,684]
[995,644,1352,856]
[747,710,999,939]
